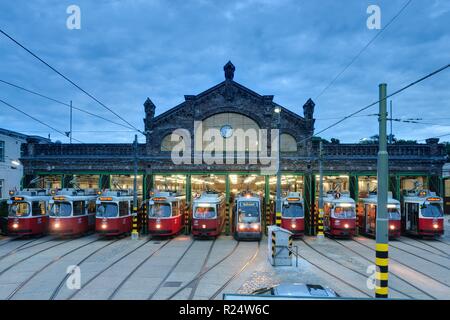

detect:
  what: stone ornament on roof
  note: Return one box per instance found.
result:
[224,61,235,80]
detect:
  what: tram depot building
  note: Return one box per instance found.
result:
[19,62,448,235]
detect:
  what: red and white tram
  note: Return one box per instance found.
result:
[357,192,401,238]
[48,189,97,236]
[147,192,186,236]
[95,190,133,236]
[192,191,226,238]
[322,192,356,238]
[281,192,304,237]
[402,189,444,237]
[7,189,50,236]
[232,192,262,241]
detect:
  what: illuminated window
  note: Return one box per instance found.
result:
[280,134,297,152]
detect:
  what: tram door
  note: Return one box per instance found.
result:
[405,202,418,231]
[364,204,370,232]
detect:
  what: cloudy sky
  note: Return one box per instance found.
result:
[0,0,449,144]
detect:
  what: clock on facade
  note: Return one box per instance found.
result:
[220,125,233,138]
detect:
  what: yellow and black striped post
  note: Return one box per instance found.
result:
[375,243,389,298]
[275,209,282,227]
[271,231,276,262]
[265,205,272,235]
[131,205,139,239]
[375,83,389,298]
[225,202,230,235]
[317,208,324,237]
[184,203,190,235]
[142,203,148,235]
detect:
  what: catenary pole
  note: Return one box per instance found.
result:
[132,134,139,240]
[375,83,389,298]
[317,140,324,238]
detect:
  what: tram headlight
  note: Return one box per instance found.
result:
[238,223,245,231]
[291,223,297,229]
[251,223,260,231]
[12,223,18,229]
[156,224,161,229]
[344,223,349,229]
[54,223,60,229]
[202,224,206,229]
[433,223,439,229]
[102,224,107,229]
[389,225,395,230]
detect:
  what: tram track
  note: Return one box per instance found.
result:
[299,239,411,299]
[351,238,450,289]
[0,238,75,278]
[387,242,450,269]
[413,238,450,256]
[147,239,197,300]
[395,238,450,259]
[0,237,55,261]
[6,238,108,300]
[49,238,122,300]
[208,241,261,300]
[66,238,158,300]
[188,240,216,300]
[167,241,240,300]
[435,239,450,246]
[0,237,17,247]
[0,235,38,250]
[107,238,175,300]
[332,238,436,299]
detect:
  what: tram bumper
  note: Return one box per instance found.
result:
[330,227,355,237]
[192,228,218,237]
[235,231,262,240]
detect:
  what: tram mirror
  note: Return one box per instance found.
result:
[149,200,155,205]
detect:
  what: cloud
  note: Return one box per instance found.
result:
[0,0,448,144]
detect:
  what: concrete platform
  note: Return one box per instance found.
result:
[0,223,448,300]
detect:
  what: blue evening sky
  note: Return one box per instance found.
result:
[0,0,449,144]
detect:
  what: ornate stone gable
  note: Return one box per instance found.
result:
[144,61,314,155]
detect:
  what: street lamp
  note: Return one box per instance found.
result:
[274,107,282,227]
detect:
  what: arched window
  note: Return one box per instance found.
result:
[161,134,183,151]
[196,113,260,152]
[280,133,297,152]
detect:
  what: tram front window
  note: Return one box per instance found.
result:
[238,202,260,223]
[194,206,216,219]
[96,203,118,218]
[50,202,72,217]
[282,203,304,218]
[150,203,172,218]
[421,203,443,218]
[332,206,355,219]
[388,208,401,220]
[8,202,30,217]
